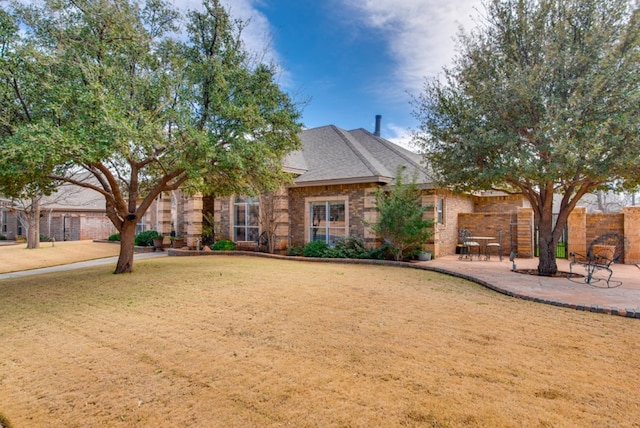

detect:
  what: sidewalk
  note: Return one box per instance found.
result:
[0,251,167,280]
[422,255,640,318]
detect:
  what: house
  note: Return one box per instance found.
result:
[0,184,116,242]
[197,119,522,257]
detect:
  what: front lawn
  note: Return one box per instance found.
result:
[1,256,638,426]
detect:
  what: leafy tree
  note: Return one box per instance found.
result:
[0,7,62,248]
[413,0,639,275]
[0,0,302,273]
[369,168,434,261]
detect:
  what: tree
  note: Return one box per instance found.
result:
[369,168,434,261]
[258,191,284,254]
[412,0,640,275]
[0,0,302,273]
[0,7,61,248]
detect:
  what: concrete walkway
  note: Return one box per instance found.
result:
[0,252,167,280]
[421,255,640,318]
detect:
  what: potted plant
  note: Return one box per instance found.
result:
[418,250,432,261]
[170,236,185,248]
[152,235,165,251]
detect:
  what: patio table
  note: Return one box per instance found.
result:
[468,236,496,260]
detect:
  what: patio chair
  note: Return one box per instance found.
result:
[485,230,503,261]
[458,229,480,260]
[568,233,625,288]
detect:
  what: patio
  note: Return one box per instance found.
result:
[422,255,640,318]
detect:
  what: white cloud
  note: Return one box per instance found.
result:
[385,122,419,152]
[174,0,289,83]
[341,0,481,94]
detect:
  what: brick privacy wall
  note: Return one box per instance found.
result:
[473,194,528,213]
[458,212,512,247]
[288,183,379,248]
[586,213,624,244]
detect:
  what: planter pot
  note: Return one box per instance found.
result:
[418,251,432,261]
[153,237,164,251]
[172,238,185,248]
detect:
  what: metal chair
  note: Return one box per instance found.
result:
[458,229,480,260]
[485,230,503,261]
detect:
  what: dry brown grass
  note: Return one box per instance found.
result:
[0,240,120,273]
[1,255,639,427]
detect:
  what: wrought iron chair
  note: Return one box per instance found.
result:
[458,229,480,260]
[568,233,625,288]
[485,230,503,261]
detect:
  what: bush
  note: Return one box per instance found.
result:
[366,243,395,260]
[212,240,236,251]
[108,233,120,241]
[368,167,434,261]
[286,245,304,256]
[135,230,161,247]
[39,234,51,242]
[303,240,330,257]
[0,235,6,240]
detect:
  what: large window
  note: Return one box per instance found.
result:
[309,200,346,244]
[234,196,259,241]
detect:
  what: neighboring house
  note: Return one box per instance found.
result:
[0,184,116,241]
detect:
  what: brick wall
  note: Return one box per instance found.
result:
[287,183,379,248]
[586,213,624,244]
[623,207,640,264]
[79,213,117,240]
[473,194,529,213]
[458,212,512,252]
[40,211,116,241]
[426,192,474,256]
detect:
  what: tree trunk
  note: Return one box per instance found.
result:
[115,220,136,274]
[537,213,558,276]
[26,198,41,249]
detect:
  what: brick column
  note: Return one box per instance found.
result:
[567,206,587,257]
[363,187,379,247]
[156,192,172,242]
[623,206,640,264]
[273,188,290,252]
[516,207,534,257]
[185,194,203,249]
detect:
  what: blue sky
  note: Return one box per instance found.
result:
[180,0,482,148]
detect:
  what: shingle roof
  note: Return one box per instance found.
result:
[284,125,432,187]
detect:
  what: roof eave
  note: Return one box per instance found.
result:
[290,175,394,188]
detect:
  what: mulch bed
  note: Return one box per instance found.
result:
[514,269,583,279]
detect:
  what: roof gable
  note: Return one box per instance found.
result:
[284,125,431,187]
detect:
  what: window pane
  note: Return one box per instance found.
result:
[328,227,346,244]
[248,204,260,227]
[329,202,345,225]
[247,227,259,242]
[234,227,246,241]
[311,203,327,227]
[235,204,246,226]
[437,198,444,224]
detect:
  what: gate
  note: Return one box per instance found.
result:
[534,214,568,259]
